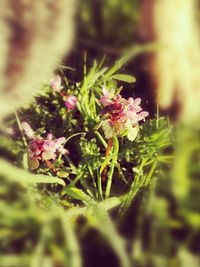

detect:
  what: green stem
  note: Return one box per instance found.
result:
[97,170,103,200]
[80,178,94,198]
[15,111,27,147]
[156,103,160,129]
[145,161,157,186]
[69,173,82,187]
[105,136,119,199]
[87,163,98,198]
[59,67,69,86]
[118,158,147,217]
[64,155,77,174]
[83,51,87,79]
[65,132,86,145]
[95,130,107,149]
[69,172,95,198]
[57,64,76,71]
[64,155,94,197]
[116,162,128,185]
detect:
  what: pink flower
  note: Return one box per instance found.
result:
[136,111,149,122]
[28,138,45,160]
[54,137,68,155]
[65,95,77,110]
[50,75,63,92]
[21,121,35,139]
[99,87,149,140]
[126,98,149,124]
[100,86,112,106]
[104,96,127,125]
[28,134,67,167]
[127,97,142,113]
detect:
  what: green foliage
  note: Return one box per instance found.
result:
[0,49,199,267]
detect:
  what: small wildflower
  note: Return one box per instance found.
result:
[100,86,115,106]
[65,95,77,110]
[28,138,45,161]
[28,135,67,170]
[34,137,65,160]
[50,75,63,92]
[100,86,112,106]
[99,87,149,141]
[22,123,67,170]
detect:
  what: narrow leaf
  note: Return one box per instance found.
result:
[109,74,136,83]
[0,158,65,186]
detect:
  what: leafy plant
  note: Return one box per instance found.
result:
[0,48,199,267]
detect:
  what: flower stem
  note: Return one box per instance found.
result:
[64,154,95,197]
[14,111,27,147]
[95,130,107,149]
[145,161,157,186]
[69,173,82,187]
[105,136,119,199]
[45,160,56,172]
[87,163,98,198]
[65,132,86,145]
[101,138,113,182]
[97,170,103,200]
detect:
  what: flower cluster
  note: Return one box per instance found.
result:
[22,122,67,169]
[50,75,63,92]
[50,75,77,110]
[64,95,77,110]
[28,134,67,162]
[100,87,149,141]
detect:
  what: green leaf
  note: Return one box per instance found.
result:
[126,121,139,141]
[88,67,108,88]
[62,187,93,204]
[109,74,136,83]
[101,120,115,139]
[0,158,65,186]
[57,170,69,178]
[22,152,29,169]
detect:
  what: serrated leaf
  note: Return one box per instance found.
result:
[101,120,115,139]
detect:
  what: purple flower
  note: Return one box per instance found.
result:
[100,86,112,106]
[28,134,67,168]
[99,86,149,140]
[28,138,45,160]
[65,95,77,110]
[126,98,149,124]
[50,75,63,92]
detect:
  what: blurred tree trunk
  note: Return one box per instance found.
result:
[138,0,200,124]
[0,0,76,120]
